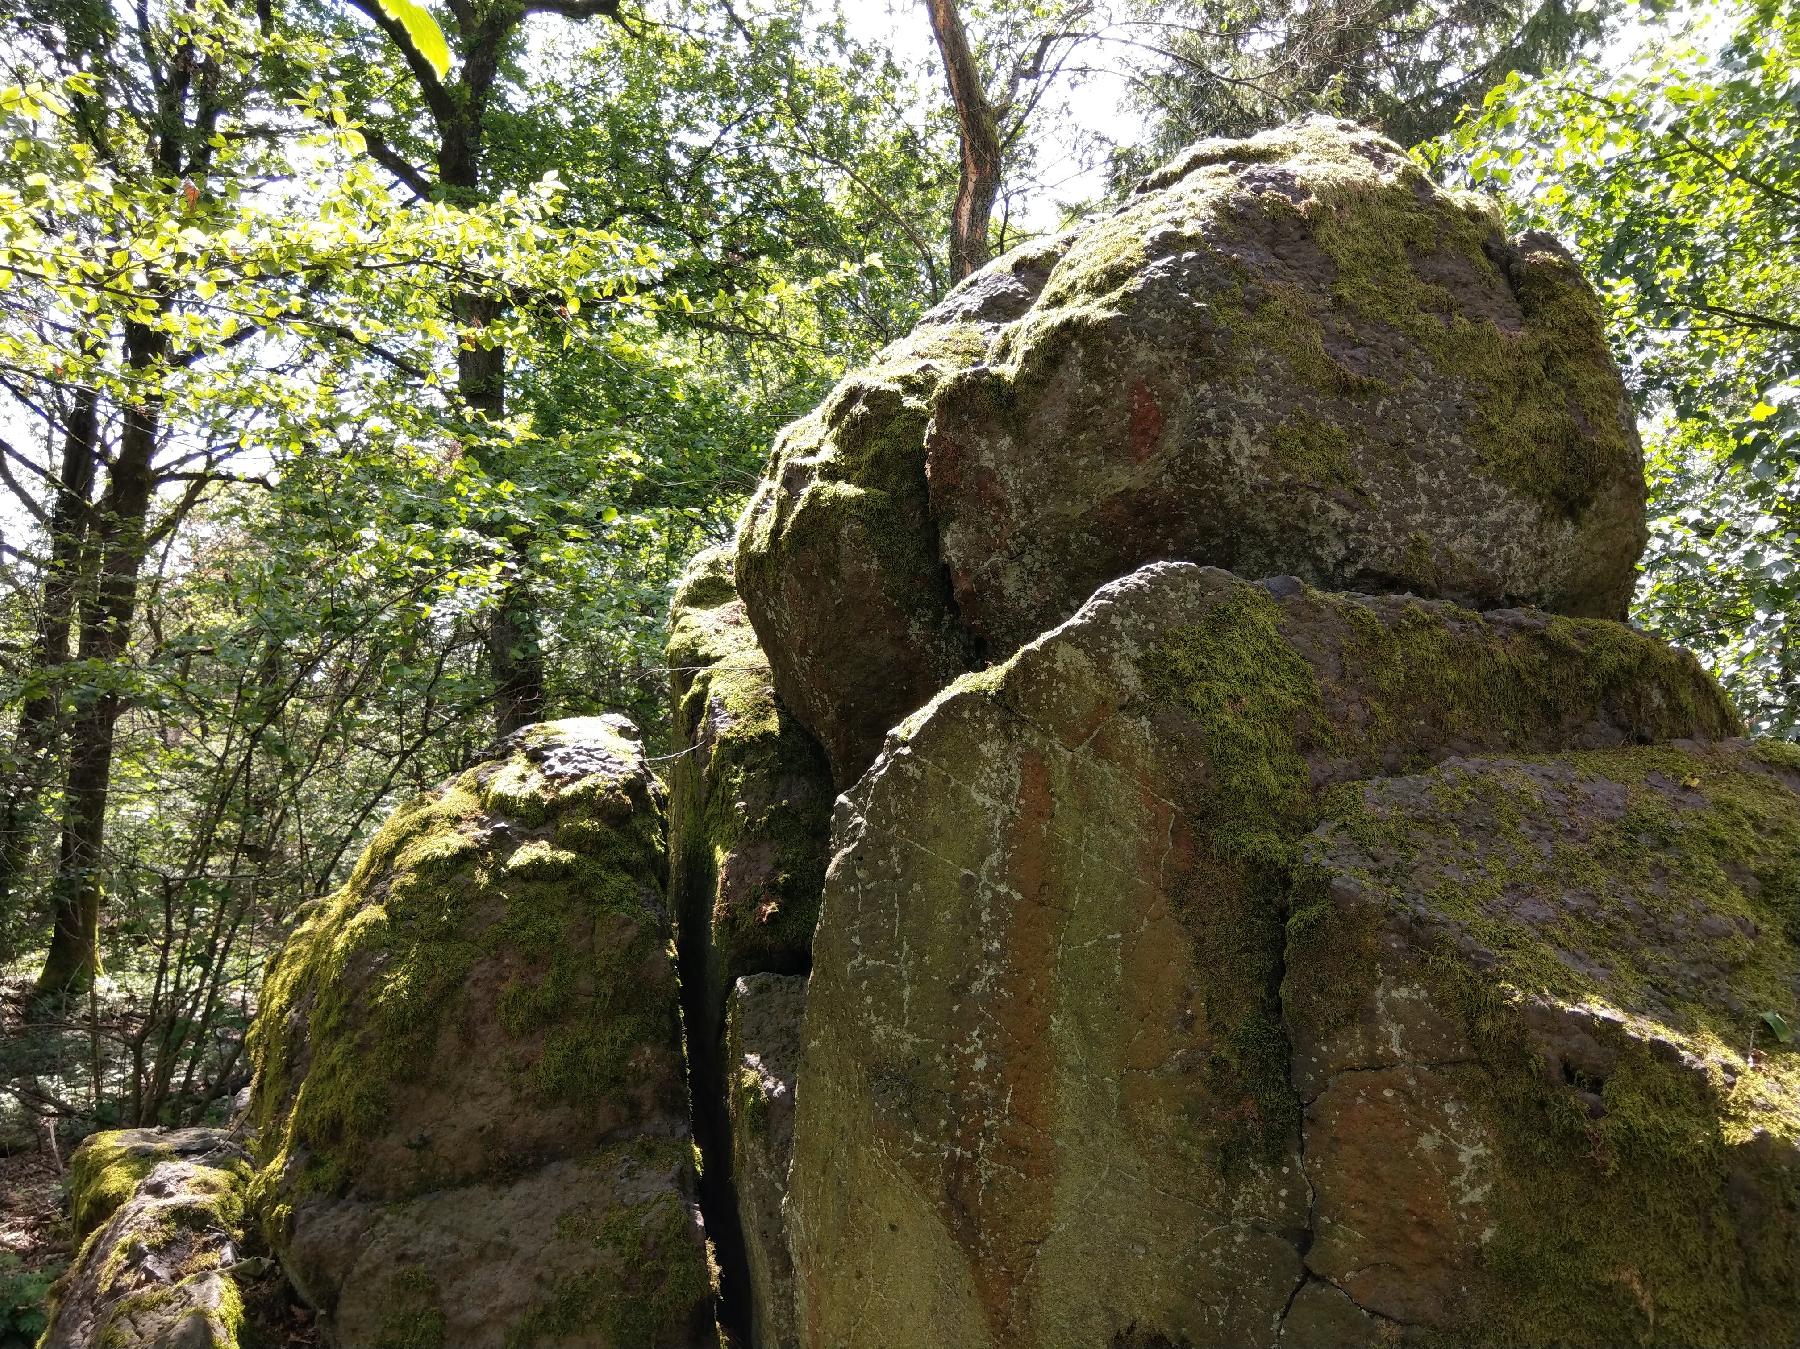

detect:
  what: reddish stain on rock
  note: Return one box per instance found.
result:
[1128,379,1164,463]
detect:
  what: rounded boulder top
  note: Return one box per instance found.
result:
[737,116,1647,785]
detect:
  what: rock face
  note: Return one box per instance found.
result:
[237,117,1800,1349]
[666,547,832,1073]
[724,974,807,1349]
[1286,742,1800,1343]
[246,718,712,1348]
[42,1128,252,1349]
[738,117,1645,785]
[665,548,832,1339]
[784,563,1744,1347]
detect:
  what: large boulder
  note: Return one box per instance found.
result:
[738,118,1644,784]
[41,1128,253,1349]
[1286,741,1800,1343]
[246,717,713,1348]
[784,562,1738,1347]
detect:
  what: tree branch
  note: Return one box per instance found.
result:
[361,126,436,200]
[342,0,457,125]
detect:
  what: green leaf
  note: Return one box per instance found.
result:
[1763,1010,1794,1045]
[374,0,452,80]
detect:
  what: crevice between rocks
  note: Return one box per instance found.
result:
[676,925,758,1344]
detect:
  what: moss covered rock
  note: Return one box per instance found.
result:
[41,1127,252,1349]
[785,562,1737,1348]
[737,117,1644,786]
[723,974,806,1349]
[665,549,830,1345]
[245,717,713,1348]
[1285,742,1800,1344]
[666,547,831,1073]
[734,237,1068,783]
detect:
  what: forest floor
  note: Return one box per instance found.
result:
[0,976,71,1345]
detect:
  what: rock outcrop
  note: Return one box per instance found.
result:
[666,548,832,1081]
[246,718,711,1348]
[784,563,1747,1347]
[665,548,832,1337]
[42,1128,253,1349]
[1286,742,1800,1343]
[233,116,1800,1349]
[738,117,1645,784]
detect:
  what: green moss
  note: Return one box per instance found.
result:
[246,730,672,1237]
[1144,584,1324,1166]
[1265,411,1362,490]
[374,1267,447,1349]
[1292,172,1632,519]
[1138,577,1741,1174]
[1034,208,1151,311]
[665,549,833,1029]
[67,1135,170,1240]
[1299,745,1800,1343]
[506,1148,711,1348]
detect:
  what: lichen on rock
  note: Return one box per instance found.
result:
[1286,743,1800,1343]
[736,117,1647,788]
[784,561,1734,1348]
[245,716,712,1348]
[40,1127,253,1349]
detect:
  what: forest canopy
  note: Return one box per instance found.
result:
[0,0,1790,1200]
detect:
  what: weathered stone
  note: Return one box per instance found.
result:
[42,1127,252,1349]
[666,547,832,1073]
[738,118,1644,785]
[735,236,1069,782]
[724,973,807,1349]
[1286,742,1800,1343]
[246,717,713,1348]
[666,549,831,1344]
[785,562,1736,1347]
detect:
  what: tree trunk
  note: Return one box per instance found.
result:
[36,334,162,1001]
[926,0,1003,282]
[442,89,545,735]
[0,388,98,960]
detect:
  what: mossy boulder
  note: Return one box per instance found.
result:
[737,117,1644,786]
[1285,742,1800,1344]
[784,562,1737,1348]
[245,717,713,1348]
[723,974,806,1349]
[734,234,1071,782]
[41,1127,252,1349]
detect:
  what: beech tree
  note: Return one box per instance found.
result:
[0,0,654,995]
[1441,0,1799,734]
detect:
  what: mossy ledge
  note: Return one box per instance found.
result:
[40,1127,253,1349]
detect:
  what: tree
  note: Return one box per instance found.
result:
[308,0,623,734]
[921,0,1097,280]
[1437,0,1798,733]
[1118,0,1607,167]
[0,0,654,995]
